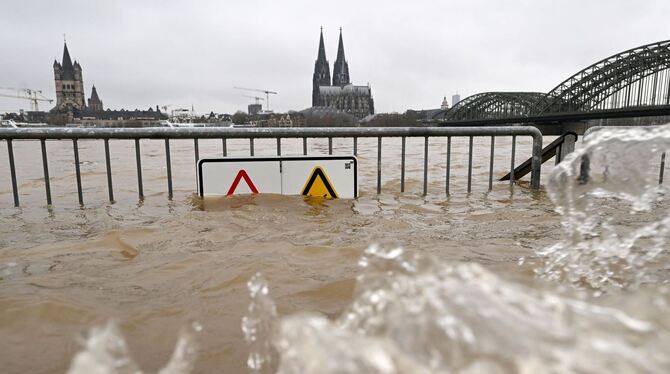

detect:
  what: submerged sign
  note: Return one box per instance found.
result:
[198,156,357,199]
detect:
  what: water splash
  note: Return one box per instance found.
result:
[67,320,199,374]
[242,273,277,373]
[539,125,670,290]
[247,246,670,373]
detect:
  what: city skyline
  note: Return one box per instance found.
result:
[1,0,670,114]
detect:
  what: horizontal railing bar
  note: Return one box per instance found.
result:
[0,126,542,140]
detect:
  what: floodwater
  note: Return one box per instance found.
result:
[0,130,668,373]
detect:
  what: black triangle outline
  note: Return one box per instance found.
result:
[301,167,338,198]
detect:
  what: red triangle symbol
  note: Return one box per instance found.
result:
[227,169,259,195]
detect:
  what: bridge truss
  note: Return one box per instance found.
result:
[438,92,545,121]
[435,40,670,121]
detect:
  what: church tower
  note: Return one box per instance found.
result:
[312,27,331,106]
[332,28,350,87]
[88,85,104,111]
[53,42,86,111]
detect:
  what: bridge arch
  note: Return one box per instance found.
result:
[435,92,546,121]
[533,40,670,114]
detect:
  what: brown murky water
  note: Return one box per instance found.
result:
[0,134,563,373]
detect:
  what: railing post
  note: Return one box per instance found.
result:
[530,131,543,190]
[489,136,495,191]
[446,136,451,196]
[400,137,406,193]
[40,139,52,206]
[104,139,114,203]
[660,152,666,184]
[557,133,576,164]
[165,139,173,199]
[377,137,382,194]
[73,139,83,205]
[423,136,429,196]
[467,136,473,193]
[135,138,144,200]
[7,139,19,207]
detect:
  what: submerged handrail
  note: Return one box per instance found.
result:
[500,131,577,181]
[1,126,543,206]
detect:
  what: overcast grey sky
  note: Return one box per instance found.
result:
[1,0,669,114]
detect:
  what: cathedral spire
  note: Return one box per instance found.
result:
[332,28,350,87]
[317,26,327,63]
[61,42,75,80]
[336,27,345,62]
[313,27,332,106]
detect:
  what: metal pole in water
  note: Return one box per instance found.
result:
[400,136,406,193]
[194,138,199,163]
[467,136,473,193]
[377,136,382,194]
[328,137,333,155]
[446,136,451,196]
[7,139,19,207]
[165,139,173,199]
[510,135,516,185]
[530,132,543,190]
[660,152,666,184]
[250,138,254,156]
[135,139,144,200]
[40,139,52,206]
[104,139,114,203]
[222,138,227,157]
[303,137,307,155]
[489,136,495,191]
[353,137,358,156]
[73,139,83,205]
[276,138,281,156]
[423,136,429,196]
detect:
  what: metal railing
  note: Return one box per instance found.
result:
[0,126,543,206]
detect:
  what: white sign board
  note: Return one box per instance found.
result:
[198,156,357,199]
[198,159,281,196]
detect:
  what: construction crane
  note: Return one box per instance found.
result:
[243,95,265,105]
[0,87,53,111]
[233,86,278,112]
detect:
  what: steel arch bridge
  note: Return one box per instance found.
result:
[434,39,670,122]
[438,92,545,121]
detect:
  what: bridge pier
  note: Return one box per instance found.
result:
[555,132,576,164]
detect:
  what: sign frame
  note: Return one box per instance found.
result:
[198,155,358,198]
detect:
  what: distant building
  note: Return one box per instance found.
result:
[75,107,166,127]
[53,42,86,111]
[248,103,262,115]
[441,96,449,110]
[311,28,374,119]
[48,41,166,126]
[452,93,461,107]
[87,85,103,111]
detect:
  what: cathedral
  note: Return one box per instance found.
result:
[312,28,374,119]
[52,42,102,113]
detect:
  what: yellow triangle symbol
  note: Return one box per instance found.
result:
[301,166,338,198]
